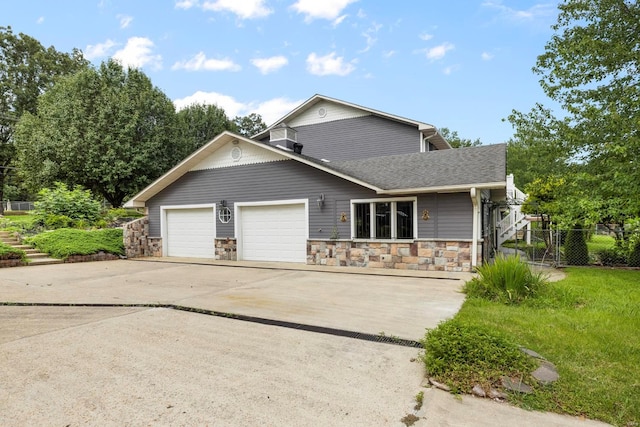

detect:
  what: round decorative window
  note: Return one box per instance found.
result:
[231,146,242,162]
[218,206,232,223]
[318,107,327,118]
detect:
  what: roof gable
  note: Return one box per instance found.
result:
[253,94,451,150]
[191,138,287,171]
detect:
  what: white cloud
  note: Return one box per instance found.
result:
[359,22,382,53]
[481,51,494,61]
[251,56,288,74]
[112,37,162,70]
[202,0,272,19]
[482,1,556,21]
[36,16,45,24]
[291,0,358,23]
[306,52,356,76]
[85,39,118,60]
[172,52,241,71]
[332,14,348,27]
[118,14,133,29]
[173,92,302,125]
[254,97,304,125]
[382,50,395,59]
[425,42,454,61]
[419,33,433,41]
[175,0,198,9]
[356,8,366,19]
[443,65,459,75]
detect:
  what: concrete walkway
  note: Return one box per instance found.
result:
[0,259,606,426]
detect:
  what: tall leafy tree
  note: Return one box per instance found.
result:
[0,26,87,214]
[438,127,482,148]
[15,59,177,207]
[175,103,235,159]
[508,0,640,226]
[233,113,267,137]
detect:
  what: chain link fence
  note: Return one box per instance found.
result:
[500,227,640,268]
[1,201,35,212]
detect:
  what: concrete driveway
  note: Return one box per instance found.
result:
[0,260,609,426]
[0,259,467,340]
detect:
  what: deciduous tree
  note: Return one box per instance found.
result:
[508,0,640,226]
[15,59,177,207]
[0,26,87,214]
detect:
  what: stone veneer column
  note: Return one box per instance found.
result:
[123,217,162,258]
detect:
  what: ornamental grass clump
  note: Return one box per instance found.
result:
[463,254,548,304]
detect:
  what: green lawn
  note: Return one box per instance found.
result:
[0,213,35,231]
[587,234,616,252]
[453,267,639,426]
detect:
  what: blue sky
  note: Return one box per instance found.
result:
[5,0,560,144]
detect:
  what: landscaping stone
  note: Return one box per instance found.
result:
[471,384,486,398]
[520,347,546,360]
[488,388,508,400]
[501,376,533,394]
[532,360,559,385]
[428,378,451,392]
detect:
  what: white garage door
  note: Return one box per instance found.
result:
[165,208,215,258]
[239,203,307,263]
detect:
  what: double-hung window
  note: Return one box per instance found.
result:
[352,198,416,240]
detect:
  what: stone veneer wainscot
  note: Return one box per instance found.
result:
[307,240,479,272]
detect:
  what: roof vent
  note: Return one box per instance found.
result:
[270,122,297,150]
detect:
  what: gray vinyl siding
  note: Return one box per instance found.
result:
[258,116,422,161]
[147,160,473,240]
[147,160,378,239]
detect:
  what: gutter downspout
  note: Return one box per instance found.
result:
[470,187,479,270]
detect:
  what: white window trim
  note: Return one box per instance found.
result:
[350,197,418,240]
[160,203,217,256]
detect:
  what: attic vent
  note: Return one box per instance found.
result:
[318,107,327,118]
[270,122,298,150]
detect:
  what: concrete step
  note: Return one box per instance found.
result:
[1,237,19,243]
[26,252,50,259]
[10,244,33,250]
[26,257,64,266]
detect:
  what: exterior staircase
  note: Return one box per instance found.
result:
[0,230,63,266]
[496,174,531,247]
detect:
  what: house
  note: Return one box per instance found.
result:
[124,94,507,272]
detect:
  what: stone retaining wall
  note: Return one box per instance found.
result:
[215,238,237,260]
[0,258,25,268]
[123,217,162,258]
[307,240,479,272]
[65,252,120,263]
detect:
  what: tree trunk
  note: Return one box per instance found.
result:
[0,168,6,216]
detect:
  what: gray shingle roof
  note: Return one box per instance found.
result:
[324,143,506,190]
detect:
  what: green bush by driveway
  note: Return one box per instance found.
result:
[26,228,124,259]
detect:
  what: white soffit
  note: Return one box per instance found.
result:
[190,139,288,171]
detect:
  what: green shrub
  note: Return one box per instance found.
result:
[0,241,26,261]
[26,228,124,259]
[597,247,628,266]
[34,182,101,224]
[422,318,534,392]
[628,241,640,268]
[43,214,74,229]
[564,227,589,266]
[463,254,548,304]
